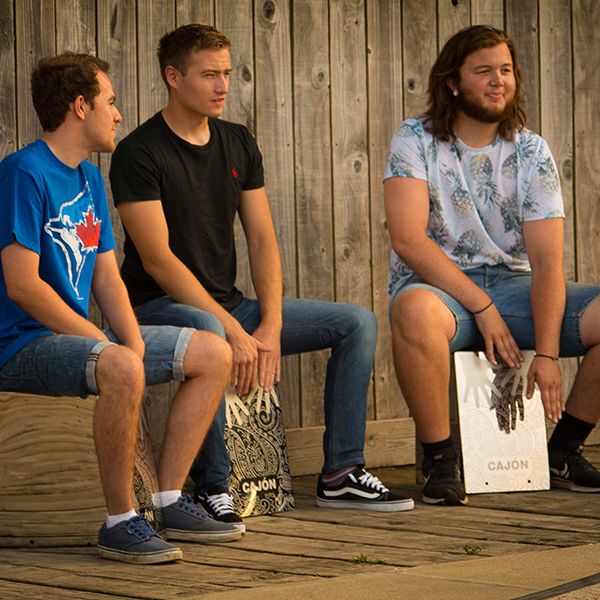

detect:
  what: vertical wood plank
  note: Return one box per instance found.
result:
[15,0,55,147]
[505,0,540,133]
[97,0,137,274]
[293,0,333,426]
[55,0,96,54]
[539,0,578,401]
[176,0,214,25]
[402,0,437,118]
[471,0,503,28]
[573,0,600,283]
[330,0,374,418]
[367,0,405,420]
[137,0,174,123]
[0,0,16,159]
[438,0,471,45]
[253,0,300,427]
[218,0,256,308]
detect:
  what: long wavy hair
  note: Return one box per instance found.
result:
[423,25,526,141]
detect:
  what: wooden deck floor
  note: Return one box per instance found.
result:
[1,446,599,599]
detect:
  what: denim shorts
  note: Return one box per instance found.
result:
[389,265,600,356]
[0,325,194,398]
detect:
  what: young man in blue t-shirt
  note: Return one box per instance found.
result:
[0,53,241,564]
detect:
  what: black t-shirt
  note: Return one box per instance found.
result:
[110,113,264,310]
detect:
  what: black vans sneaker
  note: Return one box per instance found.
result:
[196,486,246,533]
[550,442,600,493]
[316,466,414,512]
[422,450,468,506]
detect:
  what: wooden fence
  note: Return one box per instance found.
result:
[1,0,599,472]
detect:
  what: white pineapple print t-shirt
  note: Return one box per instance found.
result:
[383,117,564,293]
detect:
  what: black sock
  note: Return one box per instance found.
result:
[422,436,454,460]
[548,412,595,454]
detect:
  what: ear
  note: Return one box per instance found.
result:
[446,77,457,95]
[164,65,179,90]
[72,95,88,121]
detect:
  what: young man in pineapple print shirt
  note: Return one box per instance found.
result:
[384,25,600,506]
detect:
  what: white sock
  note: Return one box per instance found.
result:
[106,509,137,528]
[152,490,181,508]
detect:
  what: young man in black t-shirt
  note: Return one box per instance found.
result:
[110,24,415,532]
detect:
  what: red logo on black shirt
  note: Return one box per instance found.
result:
[231,166,238,179]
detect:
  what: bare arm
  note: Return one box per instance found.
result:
[92,250,144,358]
[117,200,270,393]
[1,241,107,341]
[384,176,522,367]
[523,217,566,422]
[239,187,283,391]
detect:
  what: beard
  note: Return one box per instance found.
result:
[455,89,514,124]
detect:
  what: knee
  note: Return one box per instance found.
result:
[185,331,232,381]
[96,345,145,394]
[391,290,452,346]
[188,312,226,338]
[346,304,378,336]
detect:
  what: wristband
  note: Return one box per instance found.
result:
[534,353,559,362]
[472,300,494,315]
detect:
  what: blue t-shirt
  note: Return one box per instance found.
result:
[0,140,115,368]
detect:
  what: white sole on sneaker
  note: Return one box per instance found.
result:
[164,528,242,543]
[315,497,415,512]
[97,545,183,564]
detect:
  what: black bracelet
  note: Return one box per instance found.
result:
[472,300,494,315]
[534,353,559,361]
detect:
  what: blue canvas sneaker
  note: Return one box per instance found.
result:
[97,515,182,564]
[162,495,242,542]
[316,466,415,512]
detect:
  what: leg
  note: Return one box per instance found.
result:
[233,297,377,471]
[548,292,600,492]
[135,297,230,492]
[140,325,240,541]
[0,334,145,515]
[157,330,231,490]
[234,297,413,512]
[0,334,179,563]
[93,345,146,515]
[390,289,456,443]
[390,287,470,506]
[563,294,600,424]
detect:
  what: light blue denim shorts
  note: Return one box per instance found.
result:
[389,265,600,356]
[0,325,194,398]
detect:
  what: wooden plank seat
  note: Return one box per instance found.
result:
[0,392,159,548]
[0,392,104,547]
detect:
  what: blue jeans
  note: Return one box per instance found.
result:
[0,326,193,397]
[390,265,600,355]
[135,296,378,489]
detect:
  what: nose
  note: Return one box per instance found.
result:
[216,74,229,94]
[114,106,123,123]
[490,70,503,86]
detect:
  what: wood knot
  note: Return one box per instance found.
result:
[262,0,276,21]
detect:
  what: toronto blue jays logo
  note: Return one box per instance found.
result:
[43,181,101,299]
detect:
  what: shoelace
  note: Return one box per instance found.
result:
[205,492,235,516]
[126,516,156,540]
[357,470,389,493]
[178,495,210,519]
